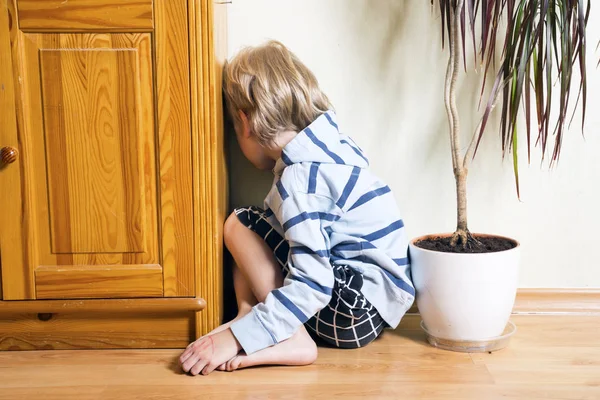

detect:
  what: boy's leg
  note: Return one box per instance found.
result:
[220,327,317,372]
[223,210,286,301]
[305,265,387,349]
[189,206,277,339]
[181,258,260,375]
[219,211,317,371]
[181,211,317,375]
[232,261,258,314]
[202,262,257,337]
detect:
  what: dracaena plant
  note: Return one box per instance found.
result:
[432,0,590,248]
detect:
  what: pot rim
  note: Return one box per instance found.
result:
[409,233,520,255]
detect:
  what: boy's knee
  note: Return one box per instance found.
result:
[223,212,241,249]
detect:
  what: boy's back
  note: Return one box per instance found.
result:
[257,110,414,348]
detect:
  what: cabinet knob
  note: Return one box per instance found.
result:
[1,146,18,166]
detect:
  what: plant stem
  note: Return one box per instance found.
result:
[455,170,468,231]
[445,0,469,243]
[444,2,461,172]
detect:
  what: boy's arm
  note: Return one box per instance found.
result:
[230,190,336,355]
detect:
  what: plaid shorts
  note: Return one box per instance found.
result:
[235,206,386,349]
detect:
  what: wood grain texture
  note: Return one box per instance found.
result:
[190,0,228,336]
[35,34,157,263]
[1,315,600,399]
[3,0,217,305]
[155,0,195,297]
[0,311,194,350]
[0,298,205,314]
[0,146,18,164]
[4,29,161,298]
[1,0,36,299]
[0,0,21,302]
[39,39,148,255]
[17,0,153,32]
[35,265,163,299]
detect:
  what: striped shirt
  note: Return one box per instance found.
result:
[230,110,415,355]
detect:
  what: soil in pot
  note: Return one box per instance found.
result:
[415,235,517,254]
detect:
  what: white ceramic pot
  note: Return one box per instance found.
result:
[409,234,520,341]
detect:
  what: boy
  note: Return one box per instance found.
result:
[179,41,414,376]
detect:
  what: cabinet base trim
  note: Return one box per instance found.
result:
[0,311,196,350]
[0,298,205,314]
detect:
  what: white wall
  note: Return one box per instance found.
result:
[226,0,600,288]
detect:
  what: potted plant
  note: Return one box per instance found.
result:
[409,0,591,351]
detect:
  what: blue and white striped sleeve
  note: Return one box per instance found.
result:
[230,190,336,355]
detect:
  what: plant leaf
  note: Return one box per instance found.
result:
[512,122,521,200]
[432,0,590,195]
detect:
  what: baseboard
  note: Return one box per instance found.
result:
[512,289,600,314]
[407,288,600,315]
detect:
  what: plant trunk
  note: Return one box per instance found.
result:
[445,0,476,248]
[455,171,468,232]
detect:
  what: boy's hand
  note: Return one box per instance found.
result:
[179,328,242,376]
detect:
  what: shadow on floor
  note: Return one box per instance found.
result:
[167,354,186,375]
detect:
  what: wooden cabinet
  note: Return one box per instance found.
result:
[0,0,227,350]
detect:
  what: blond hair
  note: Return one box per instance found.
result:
[223,40,331,145]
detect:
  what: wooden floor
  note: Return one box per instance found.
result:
[1,315,599,400]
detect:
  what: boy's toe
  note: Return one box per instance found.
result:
[227,356,242,371]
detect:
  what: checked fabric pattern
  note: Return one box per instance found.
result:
[235,206,386,349]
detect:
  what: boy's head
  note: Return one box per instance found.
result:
[224,40,331,169]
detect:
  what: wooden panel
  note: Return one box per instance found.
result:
[4,0,199,299]
[39,43,146,254]
[1,0,35,299]
[155,0,195,296]
[35,265,163,299]
[3,27,161,298]
[0,298,206,314]
[0,312,194,350]
[17,0,153,32]
[0,0,21,301]
[190,0,228,335]
[17,33,158,268]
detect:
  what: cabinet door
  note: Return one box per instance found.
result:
[0,0,195,300]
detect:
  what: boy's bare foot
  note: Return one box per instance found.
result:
[201,310,251,338]
[179,328,242,376]
[202,318,235,337]
[216,327,317,372]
